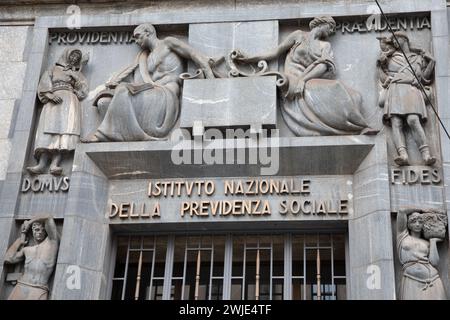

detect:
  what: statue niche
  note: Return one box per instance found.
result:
[27,49,88,176]
[232,16,378,137]
[84,23,216,142]
[4,215,59,300]
[396,208,447,300]
[377,32,436,166]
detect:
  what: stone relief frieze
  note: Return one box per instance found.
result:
[82,24,216,142]
[232,16,379,137]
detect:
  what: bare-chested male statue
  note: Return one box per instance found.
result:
[4,215,59,300]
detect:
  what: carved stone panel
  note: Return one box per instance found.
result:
[180,77,277,134]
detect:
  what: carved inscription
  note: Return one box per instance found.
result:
[390,167,441,185]
[109,178,350,220]
[336,16,431,34]
[21,176,70,193]
[49,31,135,45]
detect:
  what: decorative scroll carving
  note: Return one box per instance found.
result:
[229,50,288,90]
[4,215,59,300]
[396,208,447,300]
[377,32,436,166]
[27,49,88,176]
[232,16,378,137]
[180,56,226,80]
[84,24,216,142]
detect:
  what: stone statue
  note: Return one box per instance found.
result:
[4,215,59,300]
[84,23,215,142]
[233,16,378,136]
[377,32,436,166]
[396,208,447,300]
[27,48,88,175]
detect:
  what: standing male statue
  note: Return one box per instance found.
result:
[377,32,436,166]
[4,215,59,300]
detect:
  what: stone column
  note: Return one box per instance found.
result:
[50,146,111,299]
[348,135,396,299]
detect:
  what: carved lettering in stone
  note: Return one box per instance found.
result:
[21,176,70,193]
[390,167,441,185]
[335,16,431,34]
[48,31,135,45]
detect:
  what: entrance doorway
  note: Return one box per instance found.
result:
[111,233,346,300]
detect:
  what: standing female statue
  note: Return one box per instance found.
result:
[234,16,378,136]
[27,48,88,175]
[396,208,447,300]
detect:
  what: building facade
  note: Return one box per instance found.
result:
[0,0,449,300]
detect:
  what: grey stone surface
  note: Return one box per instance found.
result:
[431,8,449,37]
[11,91,37,133]
[0,216,15,283]
[56,217,109,270]
[0,100,15,140]
[0,26,29,62]
[353,164,390,217]
[390,183,445,212]
[435,76,449,119]
[29,27,48,55]
[64,172,109,222]
[432,35,448,77]
[347,136,396,299]
[180,77,277,132]
[0,140,11,181]
[348,210,396,299]
[0,173,22,217]
[83,136,374,179]
[21,53,46,92]
[0,62,27,99]
[348,260,396,300]
[188,20,278,73]
[51,264,107,300]
[6,130,33,174]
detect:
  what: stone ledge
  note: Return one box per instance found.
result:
[81,135,376,179]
